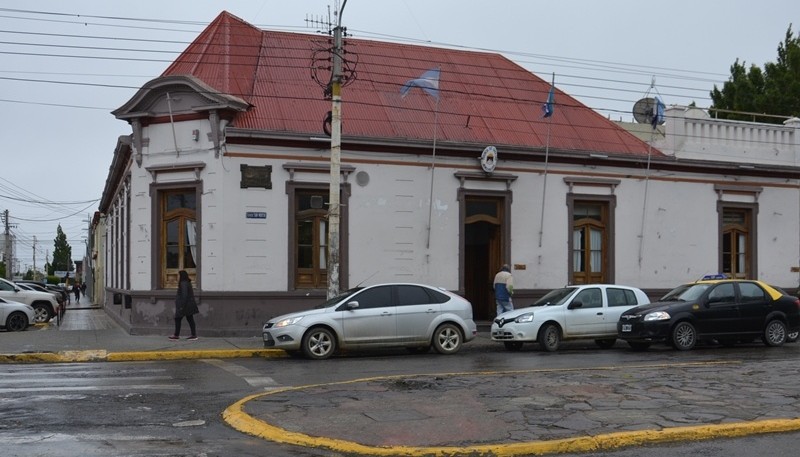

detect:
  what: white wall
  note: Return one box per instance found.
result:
[125,117,800,294]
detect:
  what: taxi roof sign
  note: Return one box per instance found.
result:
[700,273,728,281]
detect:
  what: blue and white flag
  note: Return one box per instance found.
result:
[651,96,665,128]
[542,84,555,118]
[400,68,440,100]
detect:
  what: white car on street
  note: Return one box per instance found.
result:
[0,297,36,332]
[491,284,650,351]
[263,283,477,359]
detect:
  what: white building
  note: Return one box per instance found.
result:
[95,12,800,335]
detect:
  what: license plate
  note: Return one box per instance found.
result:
[621,324,632,332]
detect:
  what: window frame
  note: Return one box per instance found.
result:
[567,194,615,285]
[151,182,201,290]
[718,202,757,280]
[286,181,350,291]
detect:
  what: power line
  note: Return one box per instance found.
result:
[0,7,732,105]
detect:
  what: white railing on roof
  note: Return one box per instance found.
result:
[655,106,800,167]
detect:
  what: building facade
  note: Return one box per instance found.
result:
[94,12,800,336]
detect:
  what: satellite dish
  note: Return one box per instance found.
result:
[632,97,665,125]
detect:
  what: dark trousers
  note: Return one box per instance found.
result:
[174,315,197,337]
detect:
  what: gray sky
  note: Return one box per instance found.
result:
[1,0,797,273]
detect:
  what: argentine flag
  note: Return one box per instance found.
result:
[542,84,555,118]
[400,68,440,100]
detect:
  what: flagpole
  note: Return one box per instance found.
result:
[399,67,441,251]
[425,91,440,250]
[637,133,654,268]
[537,73,555,248]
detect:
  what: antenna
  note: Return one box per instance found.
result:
[632,97,664,126]
[633,75,665,126]
[305,6,334,33]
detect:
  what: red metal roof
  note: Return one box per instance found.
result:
[163,11,659,157]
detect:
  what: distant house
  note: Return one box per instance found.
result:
[95,11,800,336]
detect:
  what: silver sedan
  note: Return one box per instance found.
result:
[263,283,477,359]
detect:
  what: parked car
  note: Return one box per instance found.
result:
[15,282,63,305]
[0,297,36,332]
[263,283,478,359]
[14,280,65,305]
[0,277,59,323]
[45,284,69,304]
[17,281,68,304]
[618,278,800,351]
[491,284,650,352]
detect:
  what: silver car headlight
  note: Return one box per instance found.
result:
[274,316,304,328]
[644,311,670,322]
[515,313,534,323]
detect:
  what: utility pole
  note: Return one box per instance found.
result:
[326,0,347,299]
[32,236,37,281]
[3,209,11,280]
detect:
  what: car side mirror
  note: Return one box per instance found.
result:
[345,300,360,310]
[568,300,583,310]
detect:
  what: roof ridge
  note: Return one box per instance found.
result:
[151,11,661,157]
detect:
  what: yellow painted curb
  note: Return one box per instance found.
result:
[223,363,800,456]
[0,349,285,364]
[107,349,284,362]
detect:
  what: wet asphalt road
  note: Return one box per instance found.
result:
[3,335,800,456]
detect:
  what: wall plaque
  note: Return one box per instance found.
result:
[240,164,272,189]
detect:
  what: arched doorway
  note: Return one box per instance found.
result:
[462,195,507,321]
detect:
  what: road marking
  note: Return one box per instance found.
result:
[0,384,183,393]
[202,359,282,389]
[0,364,182,394]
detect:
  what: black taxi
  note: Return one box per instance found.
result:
[618,276,800,350]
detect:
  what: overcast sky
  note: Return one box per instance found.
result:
[1,0,797,273]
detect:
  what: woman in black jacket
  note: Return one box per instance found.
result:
[170,270,199,340]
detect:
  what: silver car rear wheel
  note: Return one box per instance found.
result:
[301,327,336,360]
[433,323,463,355]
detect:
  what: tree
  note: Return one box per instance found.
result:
[710,25,800,124]
[51,224,73,276]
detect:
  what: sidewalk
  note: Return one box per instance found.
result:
[0,305,278,363]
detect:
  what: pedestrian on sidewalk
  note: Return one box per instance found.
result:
[170,270,199,340]
[493,264,514,317]
[72,283,81,304]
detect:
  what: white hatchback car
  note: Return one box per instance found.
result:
[0,297,36,332]
[263,283,478,359]
[491,284,650,352]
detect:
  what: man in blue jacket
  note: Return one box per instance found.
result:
[493,264,514,317]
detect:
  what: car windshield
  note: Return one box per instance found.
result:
[314,287,363,309]
[533,287,578,306]
[660,283,710,302]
